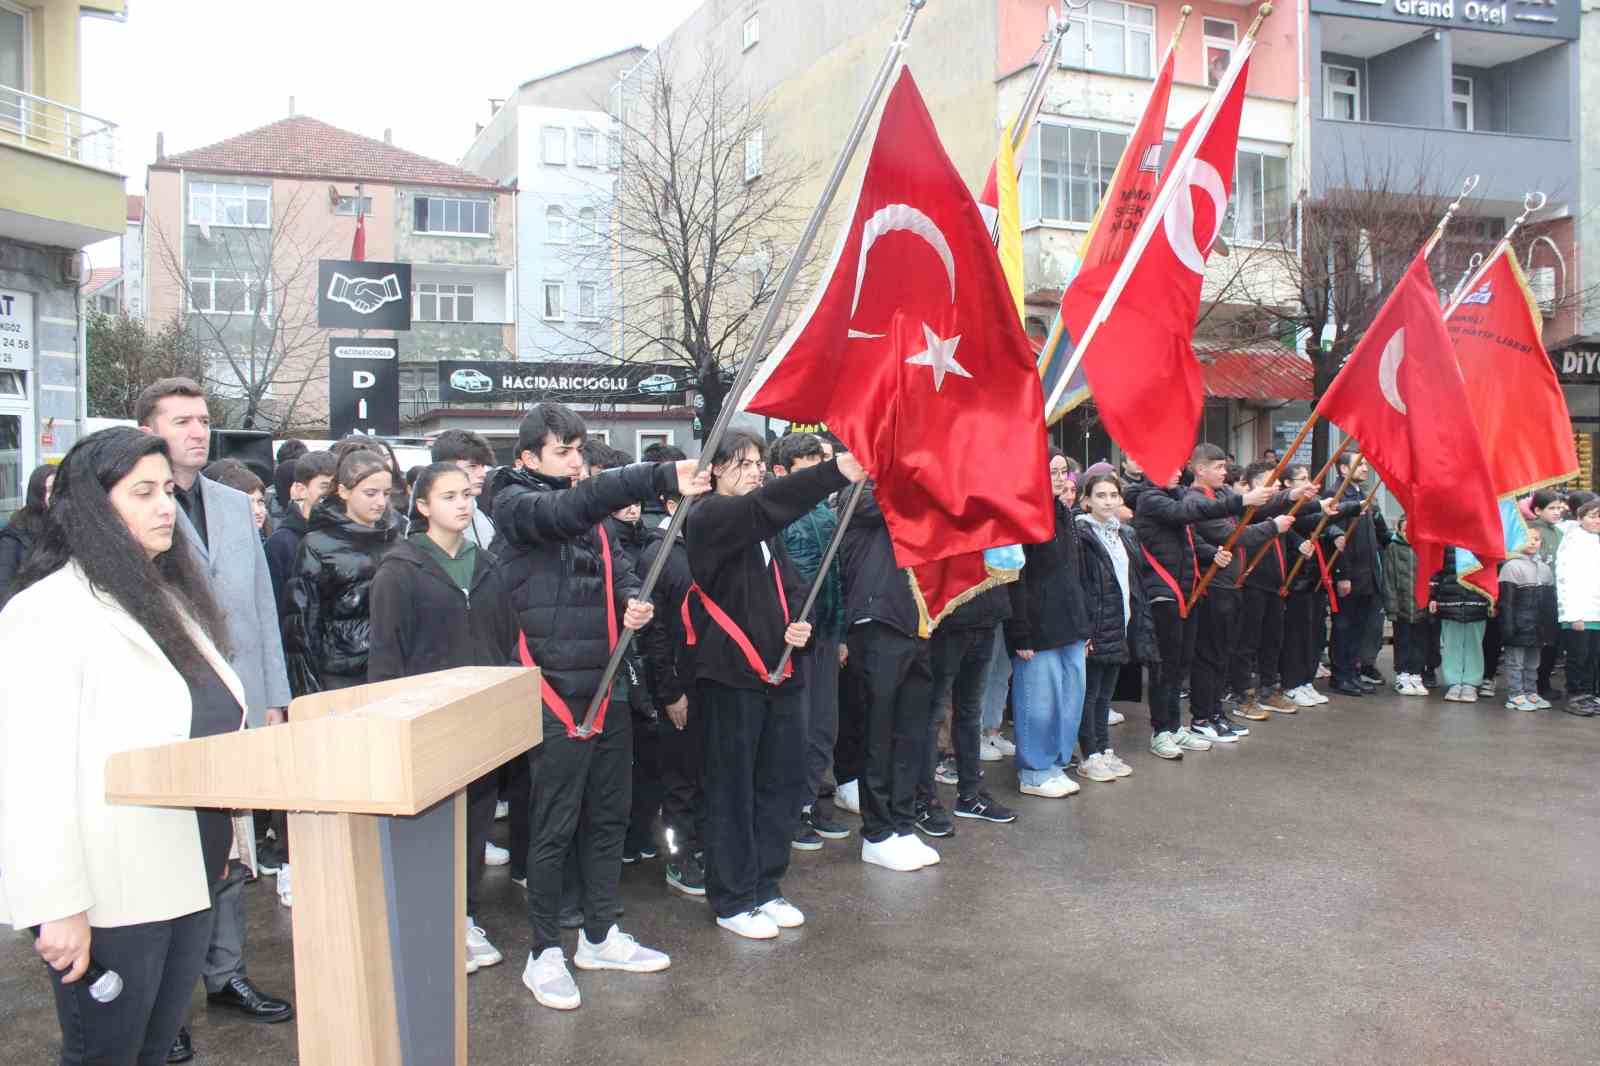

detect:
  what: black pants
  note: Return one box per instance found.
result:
[1331,593,1378,686]
[1538,642,1561,695]
[846,622,932,843]
[1280,591,1315,689]
[834,652,868,787]
[465,769,498,919]
[1146,600,1183,734]
[658,694,706,856]
[698,679,805,919]
[1190,591,1240,721]
[1392,619,1433,676]
[1482,621,1503,682]
[1237,586,1285,691]
[525,701,631,953]
[503,754,531,880]
[923,624,990,802]
[627,714,665,854]
[1079,659,1121,756]
[1563,628,1600,697]
[48,908,211,1066]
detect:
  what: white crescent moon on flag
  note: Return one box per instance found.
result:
[852,203,957,318]
[1162,159,1228,276]
[1378,327,1407,415]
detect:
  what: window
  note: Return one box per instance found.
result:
[546,205,567,243]
[574,128,598,167]
[578,282,598,321]
[414,196,490,235]
[189,182,271,227]
[415,282,475,322]
[334,195,373,216]
[1020,122,1128,224]
[744,127,764,182]
[1451,75,1474,131]
[577,207,599,245]
[639,430,673,454]
[1224,150,1291,245]
[1203,18,1236,87]
[542,281,564,321]
[0,1,29,130]
[606,132,622,168]
[1059,1,1154,77]
[1323,64,1360,121]
[0,369,23,397]
[541,126,566,165]
[743,13,760,50]
[187,269,271,315]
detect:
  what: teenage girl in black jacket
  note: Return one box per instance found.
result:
[369,462,518,977]
[281,448,401,694]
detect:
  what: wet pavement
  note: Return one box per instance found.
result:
[5,660,1599,1065]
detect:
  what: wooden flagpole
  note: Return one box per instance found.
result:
[1279,452,1365,595]
[1235,436,1353,584]
[1320,477,1382,574]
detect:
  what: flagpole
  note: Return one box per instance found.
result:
[1442,189,1546,318]
[1419,173,1482,260]
[1318,475,1382,573]
[575,0,930,736]
[1235,435,1352,584]
[1279,451,1366,595]
[1044,2,1273,419]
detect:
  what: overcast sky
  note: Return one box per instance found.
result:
[82,0,701,263]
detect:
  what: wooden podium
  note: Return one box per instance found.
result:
[104,666,541,1066]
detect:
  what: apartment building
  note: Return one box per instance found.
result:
[143,114,515,433]
[0,0,126,520]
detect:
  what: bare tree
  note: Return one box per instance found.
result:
[149,185,343,431]
[85,309,217,421]
[537,47,816,436]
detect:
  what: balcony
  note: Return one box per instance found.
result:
[0,88,125,250]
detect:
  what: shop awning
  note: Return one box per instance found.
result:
[1022,337,1313,403]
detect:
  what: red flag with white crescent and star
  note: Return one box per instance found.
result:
[1316,250,1504,608]
[741,69,1053,627]
[1055,60,1249,485]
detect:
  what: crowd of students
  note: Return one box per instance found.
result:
[3,377,1600,1060]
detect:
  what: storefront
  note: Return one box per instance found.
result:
[1549,336,1598,490]
[0,286,39,524]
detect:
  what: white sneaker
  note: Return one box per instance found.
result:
[1107,708,1126,726]
[1286,685,1317,707]
[574,925,671,972]
[523,947,580,1010]
[494,800,509,821]
[1076,753,1117,783]
[978,736,1004,762]
[1150,732,1184,760]
[758,897,805,928]
[834,779,860,815]
[717,909,781,939]
[861,834,924,871]
[484,841,510,866]
[1174,726,1213,752]
[466,918,502,971]
[897,831,940,867]
[1019,776,1071,798]
[1102,750,1133,778]
[276,863,292,908]
[990,733,1017,756]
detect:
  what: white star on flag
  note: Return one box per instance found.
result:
[904,322,970,391]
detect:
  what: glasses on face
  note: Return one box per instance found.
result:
[1049,467,1071,480]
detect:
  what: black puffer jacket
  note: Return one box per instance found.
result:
[1004,499,1090,654]
[263,507,309,610]
[281,497,401,694]
[1189,486,1293,594]
[366,537,517,681]
[640,521,694,711]
[1497,555,1557,648]
[838,483,921,639]
[1075,515,1158,664]
[1429,549,1491,624]
[489,463,669,707]
[1133,485,1243,605]
[1328,484,1391,596]
[0,521,37,611]
[937,582,1011,631]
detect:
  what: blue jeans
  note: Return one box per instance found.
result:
[980,625,1010,731]
[1010,641,1086,786]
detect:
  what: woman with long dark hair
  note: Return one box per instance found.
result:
[0,462,54,609]
[281,448,400,694]
[0,428,245,1065]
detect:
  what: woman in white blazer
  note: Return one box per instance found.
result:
[0,428,245,1066]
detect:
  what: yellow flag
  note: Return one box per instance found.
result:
[995,122,1025,321]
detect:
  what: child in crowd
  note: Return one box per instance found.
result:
[1429,547,1492,702]
[1555,497,1600,715]
[203,459,272,539]
[1382,517,1430,696]
[1527,489,1568,699]
[1498,528,1557,711]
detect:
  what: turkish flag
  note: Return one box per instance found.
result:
[1055,61,1249,484]
[742,69,1053,623]
[1317,251,1504,608]
[351,207,367,262]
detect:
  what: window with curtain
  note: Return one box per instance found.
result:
[546,205,567,243]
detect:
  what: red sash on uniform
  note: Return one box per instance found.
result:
[681,556,794,685]
[1314,541,1340,615]
[518,524,617,739]
[1142,546,1190,620]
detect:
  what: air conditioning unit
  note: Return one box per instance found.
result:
[1527,265,1556,311]
[61,253,83,285]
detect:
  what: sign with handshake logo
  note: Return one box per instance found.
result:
[317,259,413,331]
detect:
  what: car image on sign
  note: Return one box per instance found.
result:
[450,367,494,395]
[637,373,679,395]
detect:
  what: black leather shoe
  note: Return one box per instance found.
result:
[1329,681,1368,697]
[206,976,294,1023]
[166,1027,194,1064]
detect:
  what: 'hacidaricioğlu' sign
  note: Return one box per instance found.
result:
[1309,0,1576,37]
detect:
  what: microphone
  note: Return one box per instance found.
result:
[31,928,124,1004]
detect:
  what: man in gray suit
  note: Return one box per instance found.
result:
[137,379,294,1062]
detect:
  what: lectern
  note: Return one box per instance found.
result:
[104,666,541,1066]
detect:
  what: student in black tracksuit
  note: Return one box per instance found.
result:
[1324,454,1391,695]
[639,489,706,898]
[490,403,708,1011]
[1134,468,1275,751]
[918,583,1015,825]
[367,463,517,977]
[685,432,864,939]
[840,482,942,871]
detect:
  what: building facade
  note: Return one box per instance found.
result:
[143,115,515,434]
[0,0,126,521]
